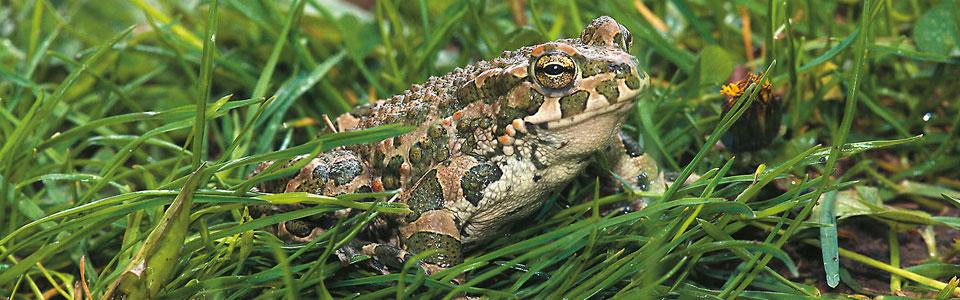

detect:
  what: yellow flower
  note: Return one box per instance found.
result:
[720,82,743,97]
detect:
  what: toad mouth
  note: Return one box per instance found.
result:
[540,100,635,130]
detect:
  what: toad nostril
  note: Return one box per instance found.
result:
[608,63,625,73]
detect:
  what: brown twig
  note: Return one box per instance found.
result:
[632,0,668,33]
[79,256,92,300]
[510,0,527,27]
[740,6,755,61]
[322,114,338,133]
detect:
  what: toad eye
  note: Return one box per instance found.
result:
[534,53,577,90]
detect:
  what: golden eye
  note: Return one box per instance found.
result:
[534,54,577,90]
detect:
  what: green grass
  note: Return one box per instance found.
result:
[1,0,960,299]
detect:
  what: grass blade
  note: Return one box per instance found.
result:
[818,190,840,288]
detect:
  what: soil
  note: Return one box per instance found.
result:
[783,204,960,297]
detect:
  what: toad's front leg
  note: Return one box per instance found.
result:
[600,132,667,210]
[398,169,463,276]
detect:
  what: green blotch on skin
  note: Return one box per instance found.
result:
[456,82,481,104]
[329,159,362,185]
[406,169,444,221]
[384,155,404,190]
[284,220,315,238]
[491,74,524,100]
[373,245,408,269]
[372,150,386,170]
[496,106,526,135]
[474,74,524,104]
[505,86,531,110]
[404,106,430,125]
[460,162,503,206]
[581,60,607,78]
[461,135,478,154]
[382,176,399,191]
[528,91,545,114]
[560,90,589,118]
[433,146,450,161]
[409,143,425,165]
[597,79,620,103]
[404,231,462,267]
[351,105,373,117]
[625,75,642,90]
[429,125,444,139]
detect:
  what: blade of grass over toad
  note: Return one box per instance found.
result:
[211,124,412,181]
[314,226,339,300]
[726,1,875,298]
[192,0,219,168]
[235,141,325,192]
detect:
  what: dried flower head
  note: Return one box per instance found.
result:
[722,72,772,103]
[721,71,782,153]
